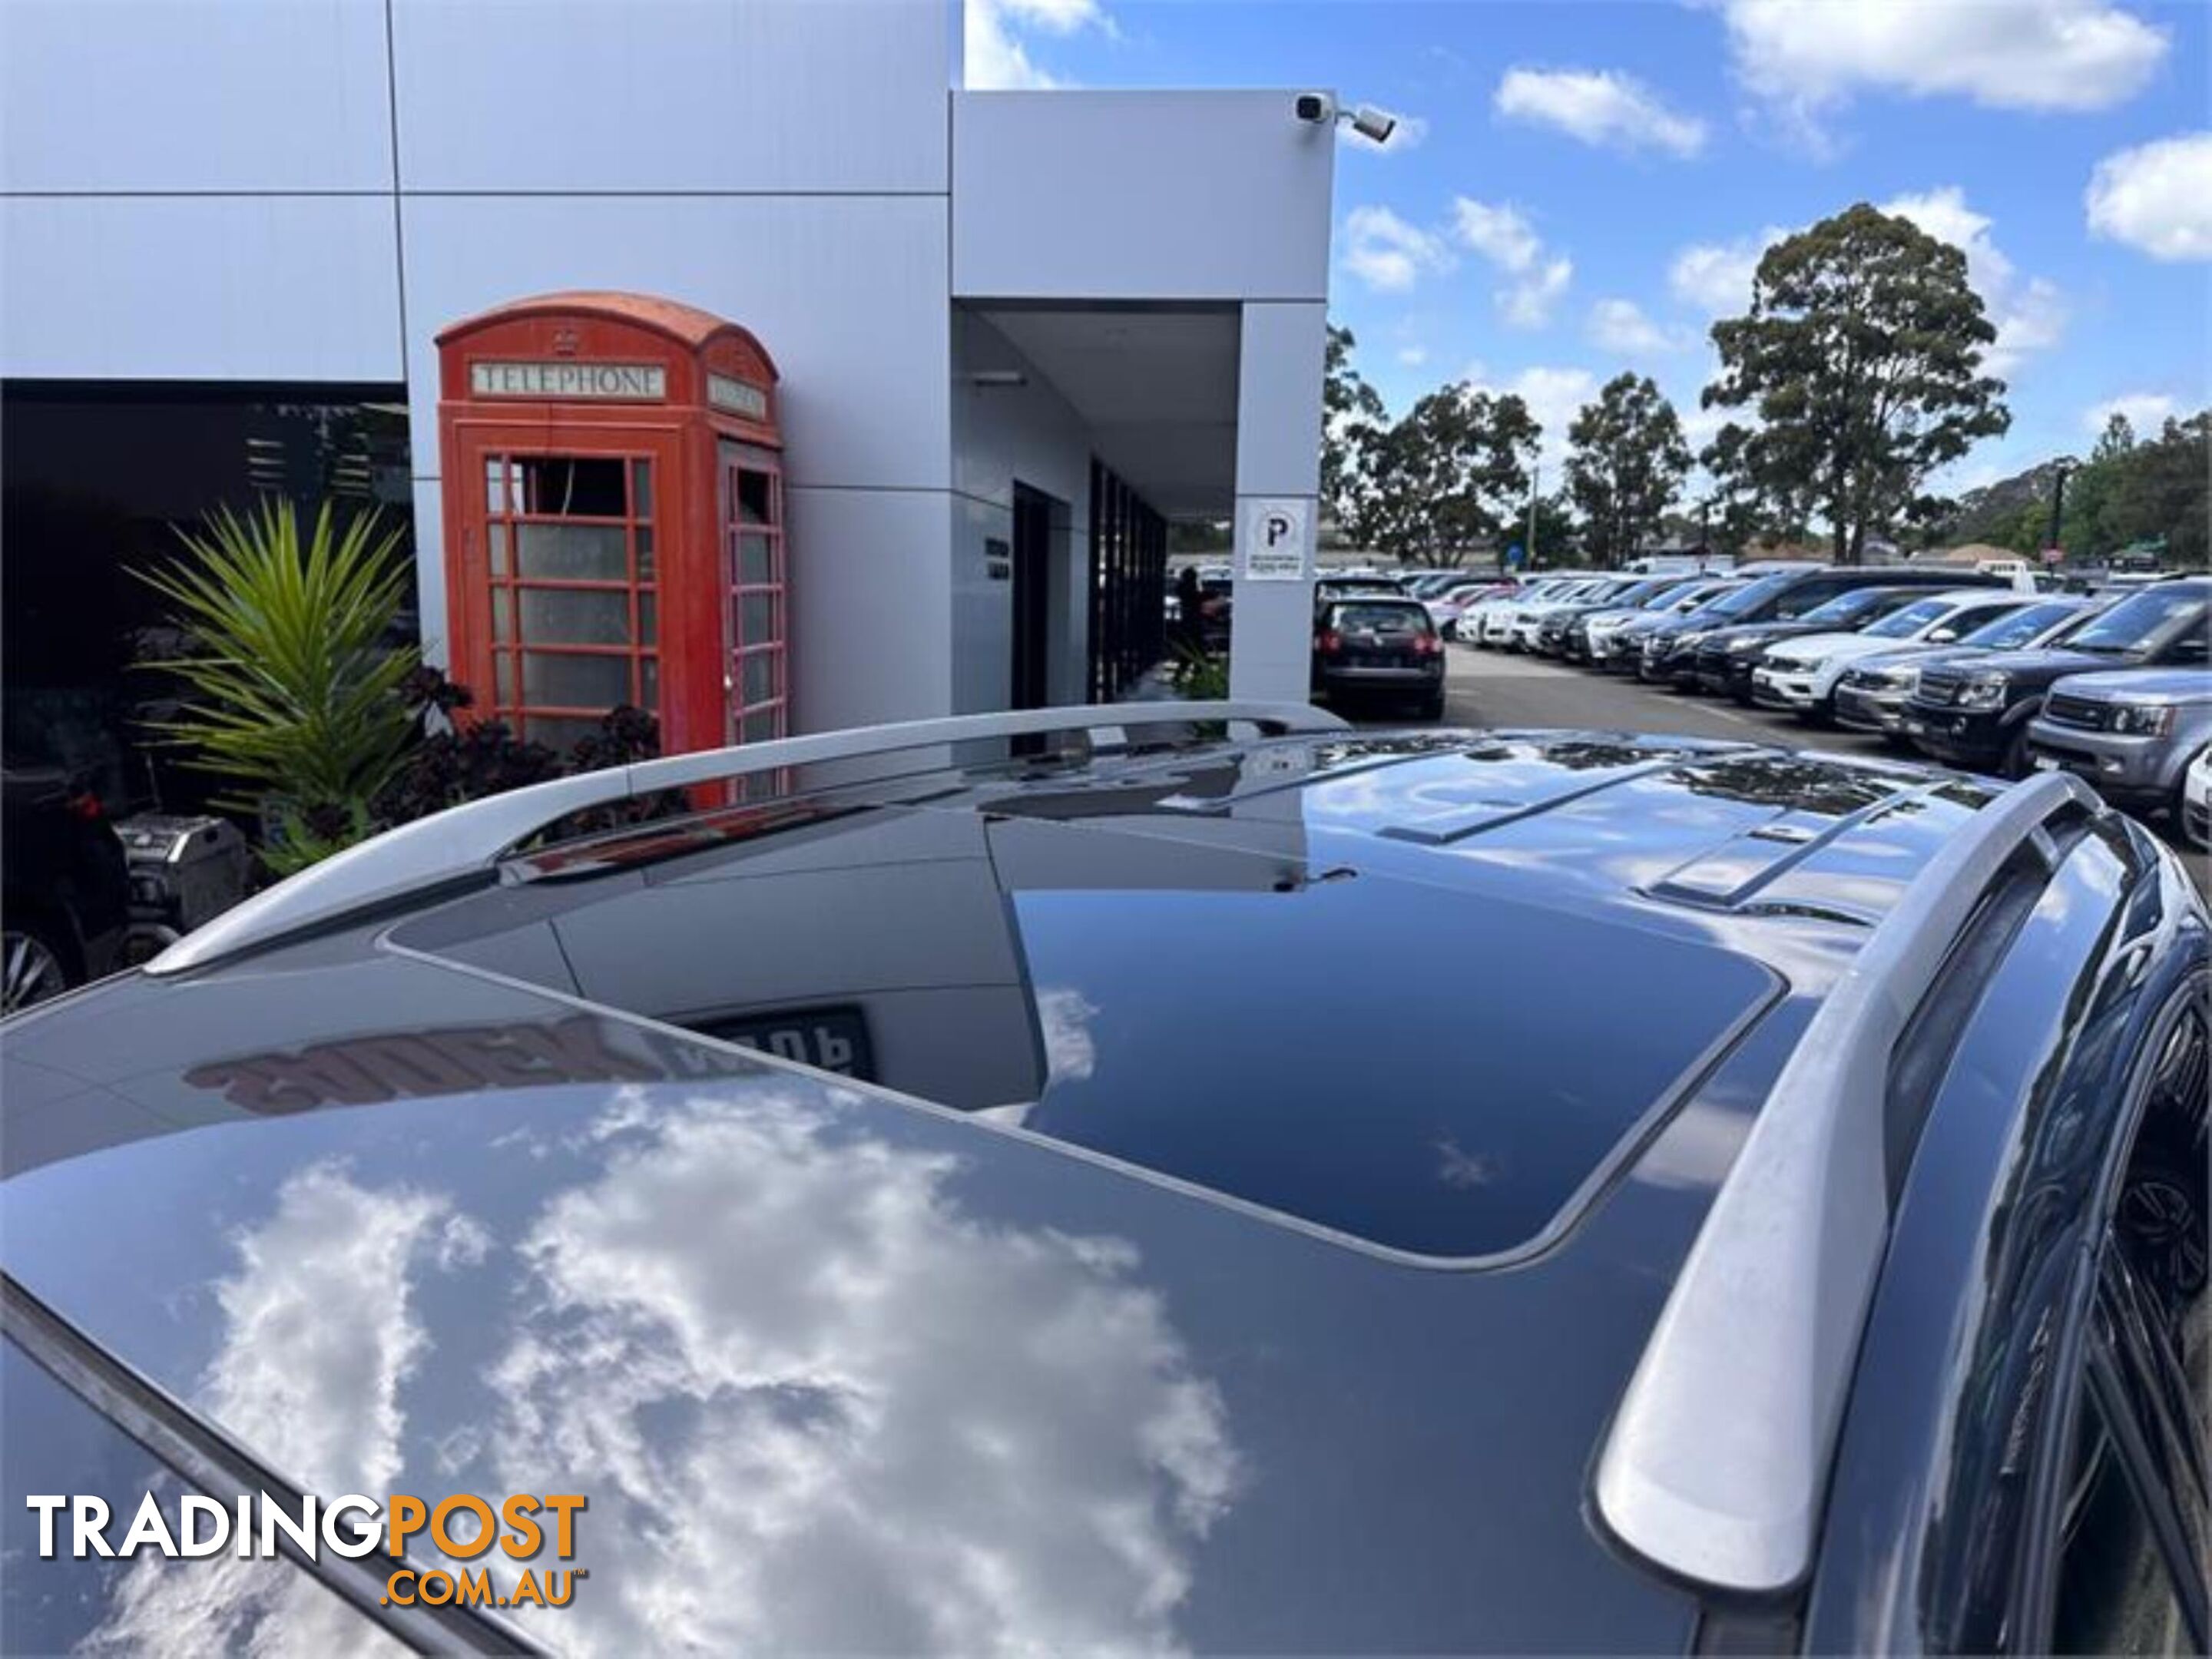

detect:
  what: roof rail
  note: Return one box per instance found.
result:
[1594,769,2100,1595]
[147,700,1344,977]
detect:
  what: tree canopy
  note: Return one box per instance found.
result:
[1704,202,2009,564]
[1563,373,1692,568]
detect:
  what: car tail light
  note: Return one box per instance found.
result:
[1411,634,1440,655]
[1317,631,1343,655]
[66,790,105,822]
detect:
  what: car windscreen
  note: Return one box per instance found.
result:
[1700,571,1793,618]
[1795,585,1903,627]
[1328,602,1431,633]
[1964,600,2082,649]
[1860,596,1958,639]
[2065,586,2210,654]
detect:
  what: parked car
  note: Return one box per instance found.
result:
[1833,598,2105,740]
[1512,578,1637,653]
[2,704,2204,1655]
[1558,576,1707,663]
[1477,575,1600,648]
[1312,596,1445,717]
[0,764,131,1015]
[2025,668,2212,818]
[1907,578,2210,778]
[1642,567,2012,693]
[1531,578,1674,657]
[2184,746,2212,848]
[1587,578,1740,671]
[1749,589,2032,720]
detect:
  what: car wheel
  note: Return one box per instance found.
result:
[2,921,76,1015]
[2001,722,2035,780]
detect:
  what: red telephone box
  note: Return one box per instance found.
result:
[435,291,786,759]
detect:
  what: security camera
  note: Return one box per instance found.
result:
[1346,104,1397,144]
[1293,92,1336,125]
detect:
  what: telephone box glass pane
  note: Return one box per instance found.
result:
[641,657,659,709]
[631,459,653,518]
[740,651,776,705]
[636,528,655,580]
[494,652,515,706]
[639,593,657,644]
[743,709,781,743]
[492,588,514,641]
[516,522,627,581]
[739,592,776,644]
[737,533,774,587]
[516,456,626,517]
[518,587,630,644]
[488,522,510,576]
[737,471,774,525]
[522,651,630,707]
[485,457,512,512]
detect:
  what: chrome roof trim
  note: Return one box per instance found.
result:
[147,701,1343,976]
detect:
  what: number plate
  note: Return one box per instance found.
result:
[2033,755,2061,772]
[697,1005,873,1080]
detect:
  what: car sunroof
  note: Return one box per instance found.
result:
[394,804,1780,1261]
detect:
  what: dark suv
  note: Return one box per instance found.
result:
[1312,596,1445,718]
[1906,578,2210,777]
[2,703,2204,1654]
[1640,566,2002,690]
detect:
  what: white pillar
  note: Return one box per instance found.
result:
[1228,301,1326,702]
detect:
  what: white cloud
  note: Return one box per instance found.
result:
[482,1088,1242,1652]
[1720,0,2168,136]
[1452,198,1543,272]
[2086,132,2212,261]
[1340,204,1453,293]
[1340,109,1429,154]
[1397,345,1430,367]
[1452,199,1573,329]
[1495,67,1707,157]
[2085,392,2177,435]
[1588,298,1691,355]
[965,0,1111,89]
[1986,277,2068,379]
[1469,363,1601,462]
[1880,186,2011,290]
[1667,229,1786,316]
[1502,257,1574,329]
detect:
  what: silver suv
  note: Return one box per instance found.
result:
[2026,667,2212,816]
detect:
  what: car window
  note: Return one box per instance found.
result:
[1329,602,1430,633]
[1967,601,2083,650]
[2066,588,2210,656]
[1796,585,1897,626]
[1702,572,1792,618]
[1863,598,1957,640]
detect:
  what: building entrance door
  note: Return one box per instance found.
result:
[1010,483,1054,712]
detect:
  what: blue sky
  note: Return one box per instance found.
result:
[969,0,2210,497]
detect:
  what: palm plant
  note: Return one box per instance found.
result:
[137,498,419,872]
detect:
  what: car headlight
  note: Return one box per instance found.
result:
[1957,674,2011,710]
[2111,703,2176,737]
[1725,636,1767,656]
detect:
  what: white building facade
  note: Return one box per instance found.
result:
[2,0,1334,760]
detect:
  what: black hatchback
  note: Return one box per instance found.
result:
[1312,597,1445,718]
